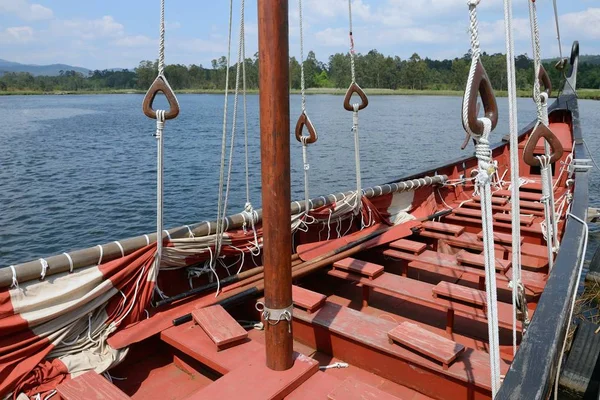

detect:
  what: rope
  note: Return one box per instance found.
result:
[63,252,74,273]
[463,1,501,394]
[528,0,544,123]
[552,0,564,61]
[299,0,307,113]
[214,0,235,263]
[554,213,588,400]
[9,265,18,289]
[462,0,482,138]
[156,109,166,270]
[352,104,363,222]
[347,0,356,83]
[97,244,104,265]
[158,0,165,76]
[301,136,312,216]
[39,258,48,280]
[502,0,524,356]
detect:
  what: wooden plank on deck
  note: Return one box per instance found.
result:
[292,285,326,313]
[186,352,318,400]
[456,251,511,272]
[327,377,403,400]
[422,221,464,236]
[57,371,130,400]
[432,281,486,307]
[192,305,248,349]
[334,258,384,279]
[389,238,427,254]
[388,322,465,368]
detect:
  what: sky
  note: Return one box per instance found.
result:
[0,0,598,70]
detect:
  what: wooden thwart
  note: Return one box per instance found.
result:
[192,305,248,349]
[422,221,464,236]
[387,322,465,370]
[456,251,511,272]
[57,371,130,400]
[492,189,542,202]
[493,212,535,226]
[327,377,402,400]
[292,285,326,313]
[389,238,427,254]
[333,258,384,279]
[477,231,522,246]
[432,281,487,309]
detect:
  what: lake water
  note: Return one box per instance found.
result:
[1,93,599,266]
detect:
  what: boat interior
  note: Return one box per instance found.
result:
[49,108,577,400]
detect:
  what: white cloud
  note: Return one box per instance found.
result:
[114,35,154,48]
[561,8,600,40]
[0,26,34,43]
[51,16,124,40]
[0,0,53,21]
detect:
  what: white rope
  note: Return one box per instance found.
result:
[552,0,564,61]
[299,0,307,113]
[502,0,524,356]
[347,0,356,83]
[97,244,104,265]
[214,0,235,265]
[554,213,588,400]
[144,234,150,246]
[114,241,125,258]
[156,109,166,271]
[185,225,195,238]
[352,104,363,223]
[538,154,555,271]
[63,252,74,273]
[463,1,501,394]
[540,97,560,251]
[158,0,165,76]
[39,258,48,280]
[528,0,544,123]
[462,0,482,139]
[9,265,18,289]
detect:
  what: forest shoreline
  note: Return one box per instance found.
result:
[3,87,600,99]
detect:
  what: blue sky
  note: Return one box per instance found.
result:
[0,0,598,70]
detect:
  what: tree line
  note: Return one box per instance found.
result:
[2,50,599,93]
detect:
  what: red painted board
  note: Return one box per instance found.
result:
[186,352,318,400]
[327,377,402,400]
[286,371,341,399]
[389,238,427,255]
[192,305,248,348]
[432,281,486,307]
[456,251,511,272]
[334,258,384,278]
[388,322,465,365]
[292,285,326,313]
[161,321,262,375]
[422,221,465,236]
[57,371,130,400]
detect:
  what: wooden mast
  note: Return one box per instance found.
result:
[257,0,294,370]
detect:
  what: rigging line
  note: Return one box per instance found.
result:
[214,0,235,263]
[299,0,306,113]
[220,0,247,240]
[242,0,250,207]
[552,0,563,61]
[528,0,544,123]
[347,0,356,83]
[502,0,524,356]
[158,0,165,76]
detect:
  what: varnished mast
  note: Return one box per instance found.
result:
[257,0,294,370]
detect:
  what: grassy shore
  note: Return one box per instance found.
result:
[3,87,600,99]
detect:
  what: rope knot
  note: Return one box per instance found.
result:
[467,0,480,6]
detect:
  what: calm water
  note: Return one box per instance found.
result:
[1,94,599,266]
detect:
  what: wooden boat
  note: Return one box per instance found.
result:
[0,2,590,400]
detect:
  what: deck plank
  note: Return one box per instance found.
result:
[186,352,318,400]
[327,377,402,400]
[57,371,130,400]
[422,221,464,236]
[456,251,511,272]
[334,258,384,279]
[192,305,248,348]
[161,321,262,375]
[293,285,327,313]
[389,239,427,255]
[432,281,486,307]
[388,322,465,367]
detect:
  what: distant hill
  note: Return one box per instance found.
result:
[0,59,91,77]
